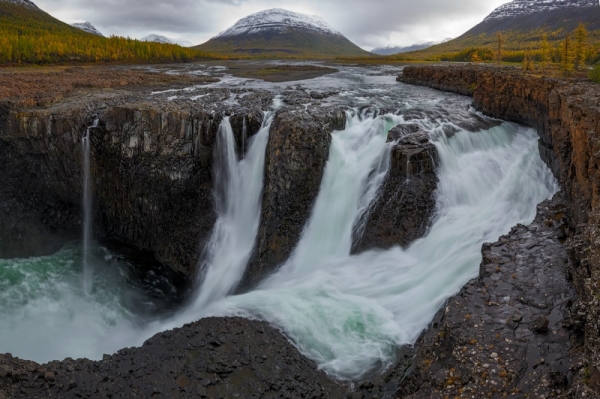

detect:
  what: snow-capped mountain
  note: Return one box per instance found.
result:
[141,34,192,47]
[71,22,104,36]
[216,8,343,38]
[485,0,598,21]
[371,43,435,55]
[0,0,39,9]
[196,8,369,58]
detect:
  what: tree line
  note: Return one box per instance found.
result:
[0,34,223,64]
[453,23,600,81]
[0,2,225,65]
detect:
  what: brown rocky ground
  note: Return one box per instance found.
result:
[0,62,339,108]
[0,65,219,108]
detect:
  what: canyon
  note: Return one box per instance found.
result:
[1,63,599,398]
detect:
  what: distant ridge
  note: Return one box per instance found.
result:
[142,34,193,47]
[484,0,599,21]
[196,8,370,58]
[371,39,453,55]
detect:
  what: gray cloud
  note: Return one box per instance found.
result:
[35,0,509,49]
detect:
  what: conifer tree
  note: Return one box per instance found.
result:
[561,35,575,76]
[573,23,589,70]
[496,33,505,66]
[540,34,551,72]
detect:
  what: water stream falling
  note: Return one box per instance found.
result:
[82,118,98,295]
[192,108,276,309]
[242,116,247,157]
[197,114,558,380]
[0,68,559,381]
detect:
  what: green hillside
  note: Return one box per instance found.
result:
[0,1,222,65]
[342,6,600,64]
[413,7,600,57]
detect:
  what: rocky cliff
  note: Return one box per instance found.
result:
[398,64,600,395]
[354,127,438,252]
[0,93,267,277]
[242,106,346,288]
[0,317,345,398]
[0,73,446,397]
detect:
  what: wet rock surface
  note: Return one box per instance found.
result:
[359,194,577,398]
[399,64,600,396]
[355,128,438,251]
[0,317,345,399]
[242,105,346,289]
[0,93,269,276]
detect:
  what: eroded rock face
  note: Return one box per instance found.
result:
[354,128,438,252]
[0,317,345,398]
[0,99,264,277]
[360,195,577,398]
[241,106,346,289]
[399,64,600,396]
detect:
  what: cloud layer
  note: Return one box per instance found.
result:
[35,0,509,49]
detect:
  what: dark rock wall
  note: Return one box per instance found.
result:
[0,102,263,277]
[0,317,345,399]
[399,65,600,395]
[0,107,88,258]
[363,195,577,399]
[354,129,438,252]
[241,106,346,289]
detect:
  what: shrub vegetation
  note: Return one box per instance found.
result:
[0,2,224,65]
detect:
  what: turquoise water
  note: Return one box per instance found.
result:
[0,242,184,363]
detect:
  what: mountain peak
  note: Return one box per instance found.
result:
[0,0,39,9]
[215,8,342,38]
[71,22,104,36]
[484,0,599,21]
[142,34,192,47]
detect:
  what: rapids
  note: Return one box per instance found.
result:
[0,65,558,381]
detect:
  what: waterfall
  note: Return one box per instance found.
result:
[190,109,275,310]
[203,115,558,380]
[242,116,247,157]
[82,118,98,295]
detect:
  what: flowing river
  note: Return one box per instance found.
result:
[0,64,558,380]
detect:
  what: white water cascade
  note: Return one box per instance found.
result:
[191,109,276,310]
[198,113,558,380]
[82,118,98,295]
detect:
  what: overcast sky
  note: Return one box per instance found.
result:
[34,0,510,49]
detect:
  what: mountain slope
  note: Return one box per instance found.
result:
[0,0,221,64]
[400,0,600,59]
[71,21,103,36]
[195,8,370,58]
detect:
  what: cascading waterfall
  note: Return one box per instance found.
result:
[201,114,558,380]
[0,77,560,382]
[82,118,98,295]
[190,107,276,311]
[242,116,247,157]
